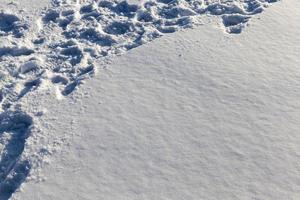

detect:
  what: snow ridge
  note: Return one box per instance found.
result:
[0,0,279,199]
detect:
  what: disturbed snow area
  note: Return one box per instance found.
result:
[1,0,299,199]
[0,0,278,110]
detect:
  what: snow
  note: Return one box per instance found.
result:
[1,0,280,111]
[1,0,300,199]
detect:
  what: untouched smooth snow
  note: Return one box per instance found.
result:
[6,0,300,199]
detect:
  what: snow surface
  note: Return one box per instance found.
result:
[1,0,300,199]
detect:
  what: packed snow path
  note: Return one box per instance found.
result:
[0,0,279,199]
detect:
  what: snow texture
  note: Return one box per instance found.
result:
[0,0,280,199]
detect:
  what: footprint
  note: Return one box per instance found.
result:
[113,1,139,17]
[60,46,84,66]
[104,21,132,35]
[18,79,41,100]
[80,3,96,13]
[137,10,154,22]
[157,0,174,4]
[0,12,28,37]
[0,13,20,32]
[81,10,101,20]
[19,60,40,74]
[244,1,264,14]
[222,14,250,34]
[78,28,116,46]
[32,37,45,44]
[51,75,69,85]
[0,46,34,57]
[78,64,95,77]
[0,111,32,200]
[62,80,79,96]
[42,9,60,23]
